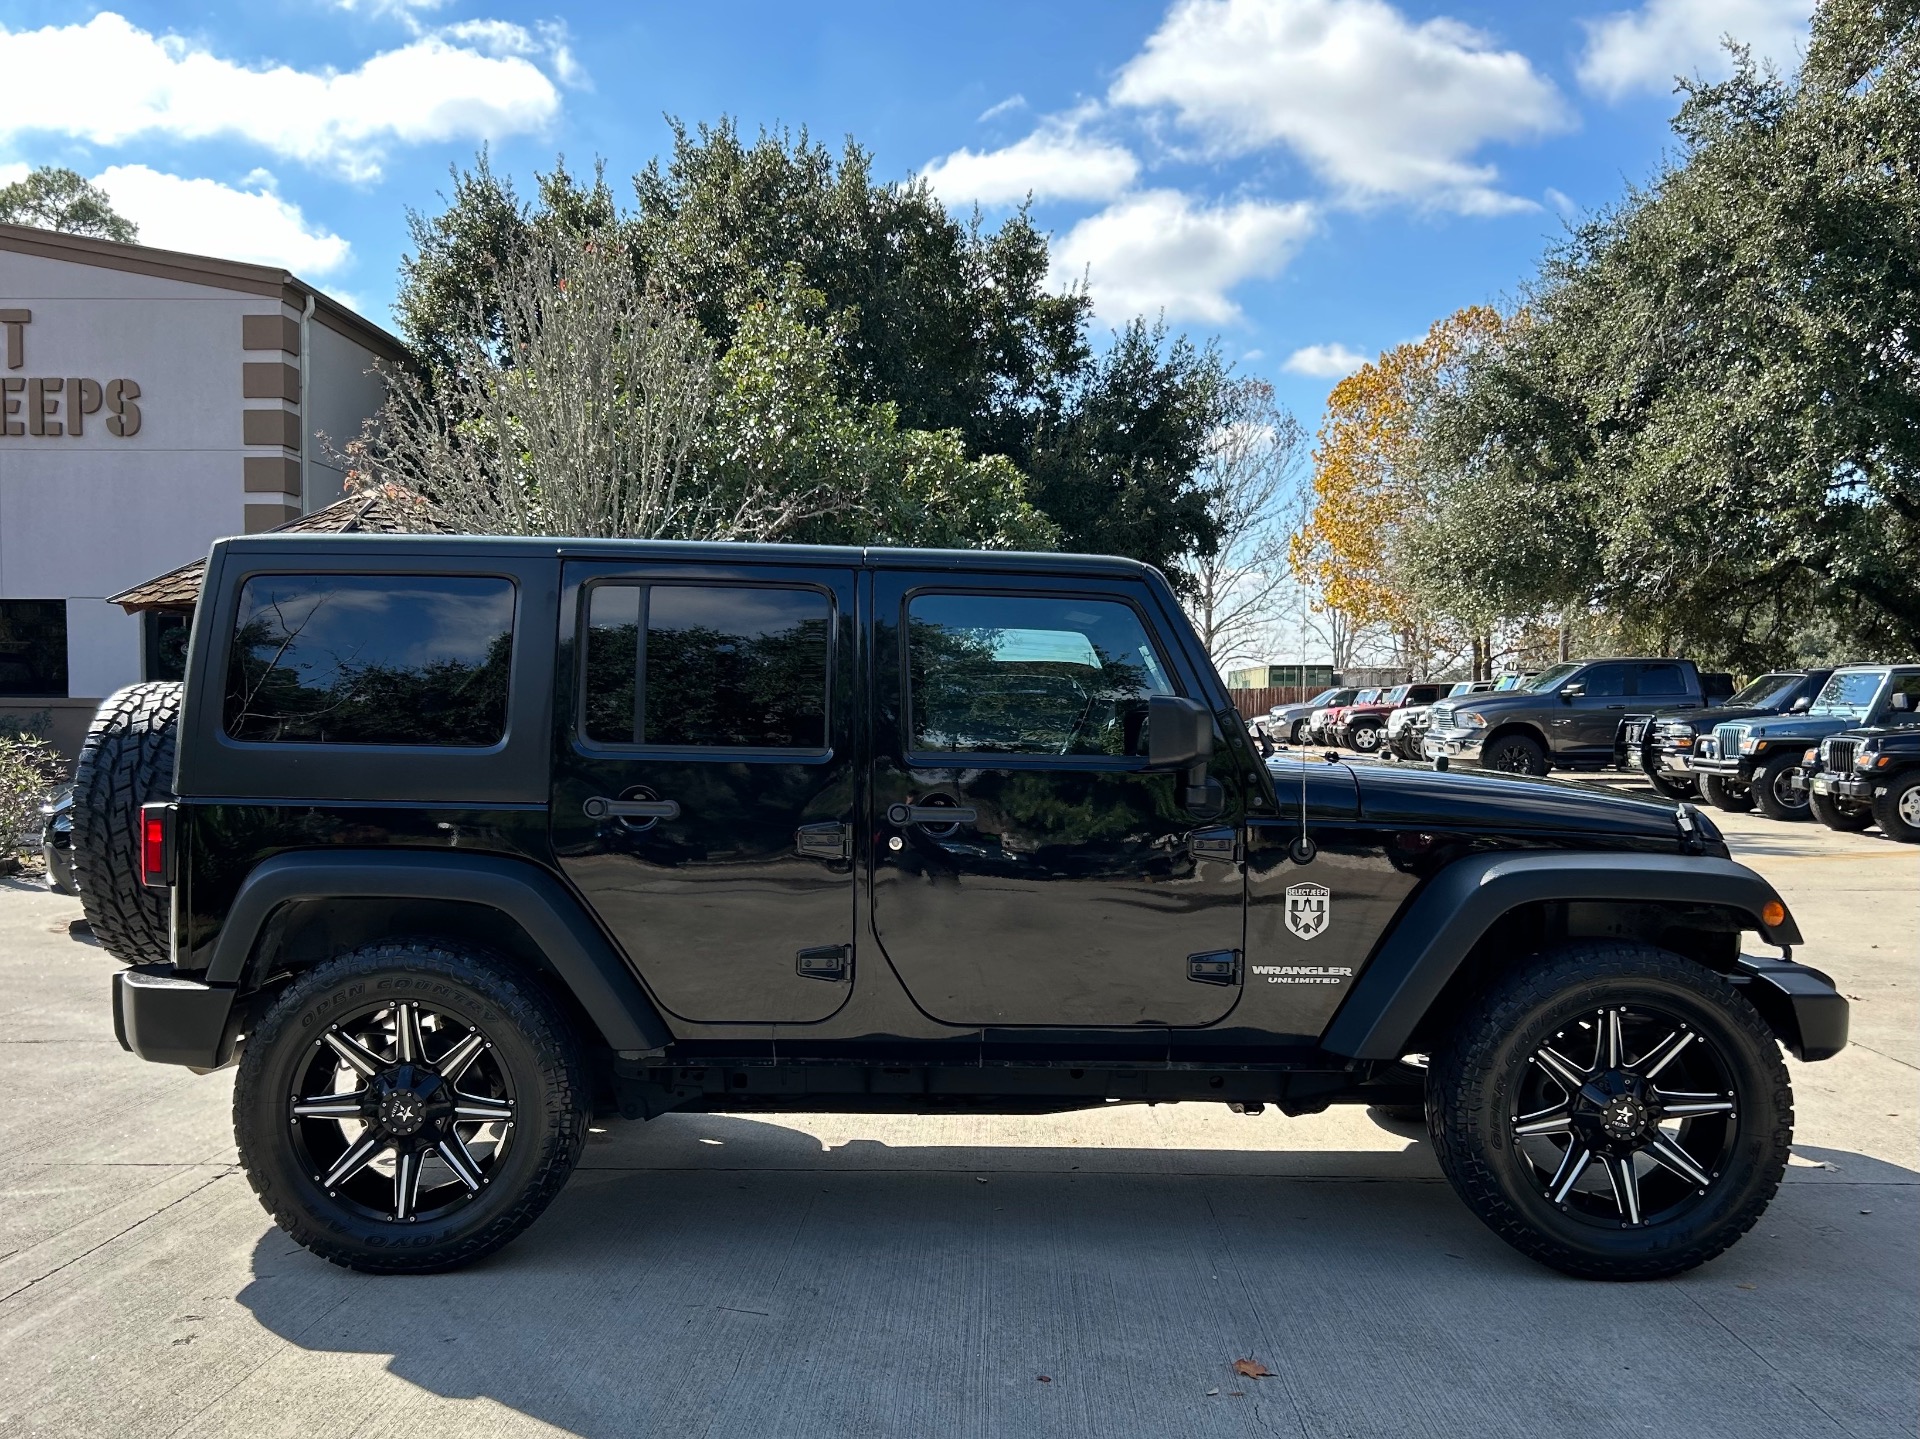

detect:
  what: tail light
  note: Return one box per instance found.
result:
[140,803,174,888]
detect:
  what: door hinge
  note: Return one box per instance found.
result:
[795,821,850,860]
[1189,827,1241,863]
[1187,949,1241,984]
[796,944,850,981]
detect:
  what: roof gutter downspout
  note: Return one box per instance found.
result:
[298,293,315,515]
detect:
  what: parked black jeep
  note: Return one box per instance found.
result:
[1692,665,1920,821]
[1797,696,1920,841]
[1422,658,1717,776]
[84,535,1845,1280]
[1624,671,1833,802]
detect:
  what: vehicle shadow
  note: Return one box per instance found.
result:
[234,1112,1918,1439]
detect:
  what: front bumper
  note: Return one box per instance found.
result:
[1689,754,1753,782]
[1734,954,1848,1062]
[1627,743,1694,781]
[1807,771,1875,803]
[112,967,240,1070]
[1422,727,1484,761]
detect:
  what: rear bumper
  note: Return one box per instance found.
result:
[1735,954,1849,1062]
[112,967,239,1070]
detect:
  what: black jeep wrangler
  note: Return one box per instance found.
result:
[1624,670,1833,803]
[81,535,1845,1279]
[1796,694,1920,841]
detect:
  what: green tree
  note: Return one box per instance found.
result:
[1417,0,1920,665]
[394,124,1229,574]
[0,167,137,242]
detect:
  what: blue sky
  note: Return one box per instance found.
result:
[0,0,1813,422]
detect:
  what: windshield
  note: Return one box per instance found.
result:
[1493,674,1529,690]
[1300,687,1340,707]
[1522,663,1584,693]
[1810,669,1886,717]
[1382,685,1409,704]
[1726,672,1802,709]
[1354,689,1379,704]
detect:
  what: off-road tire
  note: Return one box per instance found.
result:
[1807,789,1872,833]
[1430,942,1791,1280]
[234,942,589,1274]
[71,682,180,964]
[1752,752,1810,821]
[1483,733,1550,777]
[1871,771,1920,843]
[1699,774,1753,812]
[1645,770,1696,801]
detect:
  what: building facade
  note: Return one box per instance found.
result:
[0,225,403,752]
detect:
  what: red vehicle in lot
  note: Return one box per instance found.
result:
[1310,687,1380,744]
[1335,682,1447,754]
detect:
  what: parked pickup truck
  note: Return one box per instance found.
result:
[77,535,1843,1281]
[1423,658,1720,776]
[1624,671,1832,801]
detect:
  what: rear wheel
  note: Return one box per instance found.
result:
[1431,942,1790,1280]
[71,682,180,964]
[1752,752,1810,821]
[1808,789,1872,833]
[1699,774,1753,812]
[1871,771,1920,843]
[1483,733,1550,777]
[234,941,589,1274]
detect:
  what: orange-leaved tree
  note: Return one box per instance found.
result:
[1289,305,1512,677]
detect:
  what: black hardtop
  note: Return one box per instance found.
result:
[210,532,1167,584]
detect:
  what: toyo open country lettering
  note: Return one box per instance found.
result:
[79,534,1845,1279]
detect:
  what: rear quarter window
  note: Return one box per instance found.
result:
[223,573,516,746]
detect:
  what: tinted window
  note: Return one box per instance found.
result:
[908,593,1175,757]
[0,599,67,697]
[1581,665,1629,697]
[584,584,829,749]
[1636,663,1687,696]
[225,574,514,746]
[1727,672,1801,708]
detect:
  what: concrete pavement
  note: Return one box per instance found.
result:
[1,796,1914,1438]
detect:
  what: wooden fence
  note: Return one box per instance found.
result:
[1227,686,1318,720]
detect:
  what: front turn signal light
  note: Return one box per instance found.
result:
[1761,899,1787,929]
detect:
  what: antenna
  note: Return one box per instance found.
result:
[1290,591,1316,866]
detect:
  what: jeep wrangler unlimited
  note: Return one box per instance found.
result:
[86,535,1845,1278]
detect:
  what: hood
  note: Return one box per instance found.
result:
[1349,762,1686,843]
[1658,704,1786,733]
[1736,713,1862,741]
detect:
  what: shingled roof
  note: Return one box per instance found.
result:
[108,492,434,613]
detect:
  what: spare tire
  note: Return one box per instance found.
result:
[72,682,181,964]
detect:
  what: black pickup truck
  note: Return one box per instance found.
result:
[75,535,1844,1280]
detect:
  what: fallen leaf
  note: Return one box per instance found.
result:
[1036,1375,1051,1383]
[1860,1210,1872,1215]
[1229,1391,1245,1398]
[1736,1283,1756,1291]
[1205,1388,1219,1397]
[1233,1358,1271,1379]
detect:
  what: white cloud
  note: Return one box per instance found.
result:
[94,165,351,277]
[1050,189,1317,324]
[921,115,1140,208]
[1282,342,1368,377]
[0,12,563,182]
[1109,0,1568,212]
[0,162,26,187]
[1544,186,1578,218]
[978,94,1027,122]
[1578,0,1809,99]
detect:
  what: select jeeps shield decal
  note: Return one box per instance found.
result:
[1284,882,1330,940]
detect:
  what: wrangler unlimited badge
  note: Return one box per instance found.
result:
[1250,964,1354,985]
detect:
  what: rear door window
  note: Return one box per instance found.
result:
[582,583,830,750]
[1635,663,1688,696]
[224,574,515,746]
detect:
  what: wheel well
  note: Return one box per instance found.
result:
[1480,722,1546,756]
[243,895,617,1052]
[1403,898,1749,1053]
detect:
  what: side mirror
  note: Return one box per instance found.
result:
[1148,695,1215,771]
[1893,692,1914,713]
[1561,683,1586,700]
[1791,696,1812,713]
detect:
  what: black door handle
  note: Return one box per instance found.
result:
[583,796,681,821]
[887,803,978,827]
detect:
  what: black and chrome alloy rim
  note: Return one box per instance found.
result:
[1512,1005,1738,1228]
[1771,764,1808,809]
[289,1001,516,1224]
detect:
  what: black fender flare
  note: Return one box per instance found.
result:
[1320,851,1803,1060]
[206,850,672,1053]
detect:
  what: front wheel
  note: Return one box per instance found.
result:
[1483,733,1550,776]
[1290,720,1310,745]
[1430,942,1791,1280]
[1699,774,1753,812]
[1645,770,1696,801]
[1872,772,1920,843]
[1752,753,1810,821]
[1350,723,1382,753]
[1808,789,1873,833]
[234,941,589,1273]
